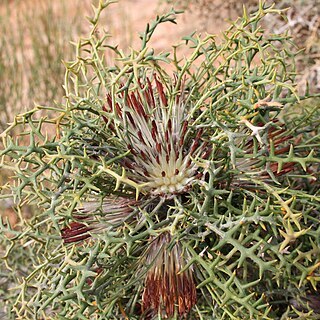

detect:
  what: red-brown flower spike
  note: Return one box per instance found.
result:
[142,233,196,318]
[60,197,138,244]
[235,120,297,183]
[61,221,93,244]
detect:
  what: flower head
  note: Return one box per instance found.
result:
[104,77,210,198]
[142,232,196,318]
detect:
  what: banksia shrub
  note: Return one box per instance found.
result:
[1,1,320,319]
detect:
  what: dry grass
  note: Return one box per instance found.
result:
[274,0,320,94]
[0,0,92,131]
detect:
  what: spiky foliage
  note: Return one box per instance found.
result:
[1,1,320,319]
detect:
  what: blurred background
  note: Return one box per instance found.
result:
[0,0,319,222]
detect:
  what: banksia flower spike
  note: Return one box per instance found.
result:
[104,77,209,198]
[232,119,297,186]
[142,232,196,318]
[61,197,138,243]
